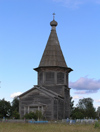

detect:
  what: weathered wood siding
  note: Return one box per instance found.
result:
[19,89,53,120]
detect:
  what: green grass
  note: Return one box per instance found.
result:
[0,122,100,132]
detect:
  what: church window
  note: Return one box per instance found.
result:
[39,72,43,84]
[66,73,68,85]
[45,72,54,84]
[57,72,64,84]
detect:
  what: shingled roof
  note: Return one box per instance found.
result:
[19,85,64,100]
[39,19,67,68]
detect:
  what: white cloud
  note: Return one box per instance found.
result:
[70,77,100,94]
[73,95,82,99]
[74,91,87,94]
[10,92,22,98]
[96,99,100,103]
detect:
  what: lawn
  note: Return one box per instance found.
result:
[0,122,100,132]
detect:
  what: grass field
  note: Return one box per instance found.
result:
[0,122,100,132]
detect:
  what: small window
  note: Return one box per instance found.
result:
[45,72,54,84]
[39,72,43,84]
[57,72,64,84]
[66,73,68,85]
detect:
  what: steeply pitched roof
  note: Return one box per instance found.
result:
[19,85,64,100]
[39,19,67,68]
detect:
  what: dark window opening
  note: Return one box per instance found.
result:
[45,72,54,84]
[39,72,43,84]
[57,72,64,84]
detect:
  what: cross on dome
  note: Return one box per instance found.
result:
[53,13,55,20]
[50,13,58,27]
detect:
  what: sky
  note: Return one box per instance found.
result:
[0,0,100,109]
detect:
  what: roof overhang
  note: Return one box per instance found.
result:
[34,66,73,73]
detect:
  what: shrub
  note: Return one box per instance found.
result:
[12,110,20,119]
[23,112,37,120]
[71,111,84,119]
[94,122,100,128]
[35,110,43,120]
[23,110,43,120]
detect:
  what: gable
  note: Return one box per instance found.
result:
[19,87,53,100]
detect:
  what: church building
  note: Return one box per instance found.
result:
[19,15,73,120]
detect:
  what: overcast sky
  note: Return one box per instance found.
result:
[0,0,100,109]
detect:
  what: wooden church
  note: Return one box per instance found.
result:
[19,15,73,120]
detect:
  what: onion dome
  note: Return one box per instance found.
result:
[50,20,58,27]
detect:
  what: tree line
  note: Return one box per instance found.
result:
[0,97,100,119]
[70,97,100,119]
[0,98,20,119]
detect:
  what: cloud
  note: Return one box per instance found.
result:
[96,99,100,103]
[74,90,98,94]
[74,91,87,94]
[10,92,22,98]
[70,77,100,94]
[73,95,82,99]
[52,0,100,8]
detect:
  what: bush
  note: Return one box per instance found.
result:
[72,111,84,119]
[23,112,37,120]
[12,110,20,119]
[35,110,43,120]
[94,122,100,129]
[23,110,43,120]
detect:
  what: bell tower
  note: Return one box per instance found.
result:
[34,15,72,91]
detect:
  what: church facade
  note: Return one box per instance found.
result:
[19,16,73,120]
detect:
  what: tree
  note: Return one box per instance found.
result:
[71,98,97,119]
[77,98,96,118]
[97,106,100,119]
[71,107,84,119]
[11,97,20,118]
[70,97,74,111]
[11,97,19,112]
[0,98,12,118]
[12,110,20,119]
[70,97,74,116]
